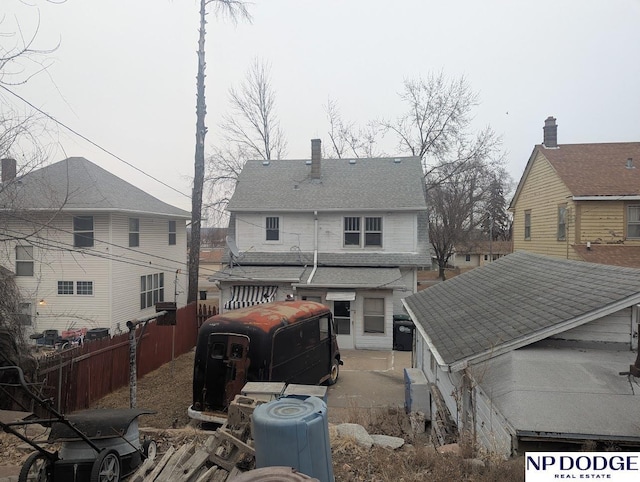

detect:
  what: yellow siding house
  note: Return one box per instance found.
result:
[510,117,640,268]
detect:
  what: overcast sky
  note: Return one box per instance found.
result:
[4,0,640,217]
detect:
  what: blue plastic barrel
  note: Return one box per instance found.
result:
[252,396,333,482]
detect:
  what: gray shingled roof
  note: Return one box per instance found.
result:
[0,157,190,218]
[403,251,640,371]
[227,157,427,212]
[211,265,405,290]
[211,266,308,283]
[304,267,405,289]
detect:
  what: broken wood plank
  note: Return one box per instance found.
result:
[194,466,218,482]
[129,456,155,482]
[144,446,175,482]
[175,449,211,482]
[155,442,194,482]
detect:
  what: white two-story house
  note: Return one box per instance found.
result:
[0,157,190,337]
[212,139,430,350]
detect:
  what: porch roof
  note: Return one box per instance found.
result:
[301,267,406,290]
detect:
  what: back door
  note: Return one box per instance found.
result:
[203,333,250,411]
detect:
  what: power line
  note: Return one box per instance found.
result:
[0,84,191,200]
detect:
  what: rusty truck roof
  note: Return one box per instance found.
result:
[203,300,330,333]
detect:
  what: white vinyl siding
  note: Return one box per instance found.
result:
[551,307,632,344]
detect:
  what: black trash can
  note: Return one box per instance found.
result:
[393,315,415,351]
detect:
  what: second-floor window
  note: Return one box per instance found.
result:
[524,210,531,240]
[344,217,360,246]
[73,216,94,247]
[365,217,382,247]
[557,205,567,241]
[16,246,34,276]
[344,216,383,247]
[266,216,279,241]
[168,220,176,245]
[628,206,640,238]
[129,218,140,247]
[141,273,164,309]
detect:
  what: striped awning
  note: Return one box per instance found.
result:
[224,285,278,310]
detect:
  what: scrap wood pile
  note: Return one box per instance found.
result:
[131,395,259,482]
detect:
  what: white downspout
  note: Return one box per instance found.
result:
[306,210,318,284]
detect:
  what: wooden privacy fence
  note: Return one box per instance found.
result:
[34,302,200,415]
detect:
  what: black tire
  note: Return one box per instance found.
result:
[19,452,53,482]
[326,359,340,386]
[142,439,157,461]
[90,449,121,482]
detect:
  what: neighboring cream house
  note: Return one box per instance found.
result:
[510,116,640,267]
[450,240,512,272]
[212,139,431,350]
[404,252,640,456]
[0,157,190,337]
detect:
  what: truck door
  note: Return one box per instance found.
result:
[204,334,250,411]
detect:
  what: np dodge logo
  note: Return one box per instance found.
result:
[525,452,640,481]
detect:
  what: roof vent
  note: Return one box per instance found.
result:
[626,158,635,169]
[293,184,299,190]
[349,159,356,165]
[262,160,270,166]
[305,160,312,165]
[394,158,401,164]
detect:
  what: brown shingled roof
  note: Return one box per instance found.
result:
[573,244,640,269]
[539,142,640,196]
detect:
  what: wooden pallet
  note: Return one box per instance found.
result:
[132,395,262,482]
[429,383,458,446]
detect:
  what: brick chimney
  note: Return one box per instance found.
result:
[543,116,558,148]
[311,139,321,179]
[1,158,16,182]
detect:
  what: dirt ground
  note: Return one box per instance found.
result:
[1,348,525,481]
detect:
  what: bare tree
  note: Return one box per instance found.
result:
[324,98,382,159]
[204,58,287,226]
[428,159,499,280]
[222,59,287,160]
[188,0,251,304]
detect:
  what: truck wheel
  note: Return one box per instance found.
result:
[326,359,340,385]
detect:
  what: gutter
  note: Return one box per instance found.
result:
[306,211,318,284]
[573,195,640,201]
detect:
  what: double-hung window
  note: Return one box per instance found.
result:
[364,217,382,247]
[266,216,279,241]
[344,217,361,246]
[363,298,385,334]
[16,246,34,276]
[524,210,531,240]
[18,303,32,326]
[141,273,164,309]
[73,216,94,247]
[129,218,140,247]
[168,221,176,245]
[557,205,567,241]
[628,206,640,238]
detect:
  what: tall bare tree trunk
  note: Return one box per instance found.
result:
[188,0,208,304]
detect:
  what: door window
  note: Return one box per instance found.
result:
[334,300,351,335]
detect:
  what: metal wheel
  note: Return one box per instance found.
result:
[90,449,121,482]
[142,439,157,461]
[326,359,340,385]
[19,452,53,482]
